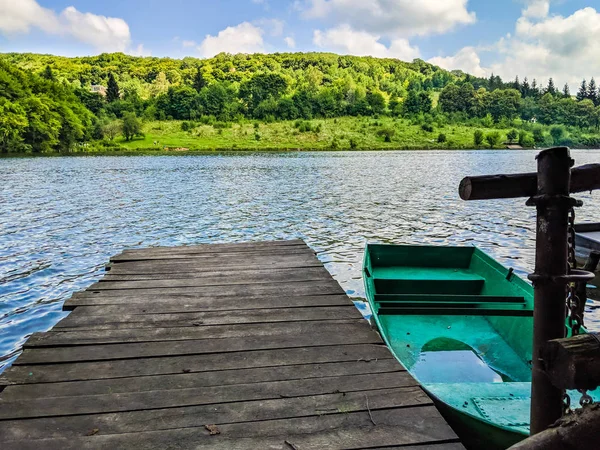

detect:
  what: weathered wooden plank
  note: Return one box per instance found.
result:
[1,359,403,400]
[0,372,416,419]
[1,344,391,384]
[0,406,459,450]
[90,267,331,290]
[64,294,352,311]
[117,239,307,256]
[101,266,327,281]
[110,247,315,262]
[70,279,346,299]
[0,387,430,441]
[106,254,323,274]
[16,330,384,364]
[26,320,366,347]
[55,306,362,330]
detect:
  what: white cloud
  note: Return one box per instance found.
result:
[198,22,265,57]
[522,0,549,19]
[313,25,420,60]
[284,36,296,48]
[0,0,134,52]
[490,7,600,88]
[300,0,476,36]
[182,40,196,48]
[0,0,59,34]
[60,6,131,52]
[428,47,488,77]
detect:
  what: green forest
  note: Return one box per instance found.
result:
[2,51,600,153]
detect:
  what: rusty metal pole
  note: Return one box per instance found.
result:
[528,147,574,434]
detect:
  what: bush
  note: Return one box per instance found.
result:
[550,126,565,145]
[507,129,518,143]
[377,127,396,142]
[421,123,434,133]
[485,131,501,148]
[297,121,313,132]
[437,133,447,143]
[254,132,261,141]
[199,115,216,125]
[213,121,231,129]
[314,124,322,133]
[533,127,546,145]
[474,130,484,147]
[349,138,358,149]
[181,121,192,132]
[519,131,535,148]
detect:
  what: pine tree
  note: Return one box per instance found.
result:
[588,78,598,105]
[546,78,556,95]
[42,65,55,81]
[521,77,530,97]
[193,68,206,92]
[531,79,540,97]
[513,76,520,90]
[106,73,120,103]
[563,83,571,98]
[488,73,496,91]
[577,79,588,101]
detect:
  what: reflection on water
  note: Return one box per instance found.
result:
[412,350,505,384]
[1,150,599,374]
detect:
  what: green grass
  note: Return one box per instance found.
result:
[107,117,516,152]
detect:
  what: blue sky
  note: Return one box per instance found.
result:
[0,1,599,87]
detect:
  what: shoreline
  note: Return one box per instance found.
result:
[0,146,549,157]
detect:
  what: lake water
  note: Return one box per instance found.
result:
[1,150,600,374]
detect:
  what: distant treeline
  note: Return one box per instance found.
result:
[1,52,600,153]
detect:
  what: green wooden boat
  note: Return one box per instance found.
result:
[363,244,599,450]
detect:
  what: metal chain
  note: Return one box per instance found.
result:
[564,207,595,412]
[566,207,582,336]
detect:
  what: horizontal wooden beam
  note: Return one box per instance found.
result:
[459,162,600,201]
[542,333,600,390]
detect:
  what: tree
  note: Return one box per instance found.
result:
[42,65,55,81]
[485,131,501,148]
[404,91,431,115]
[102,120,121,140]
[521,77,531,97]
[239,73,288,113]
[474,130,484,147]
[121,112,143,141]
[0,99,28,152]
[531,79,540,98]
[563,83,571,98]
[546,78,556,95]
[193,68,207,92]
[106,73,120,103]
[550,126,565,145]
[577,79,588,102]
[588,78,598,105]
[366,91,386,114]
[533,127,546,145]
[513,76,520,91]
[489,89,522,121]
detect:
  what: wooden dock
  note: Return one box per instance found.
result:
[0,239,463,449]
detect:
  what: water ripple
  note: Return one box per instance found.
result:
[1,150,599,374]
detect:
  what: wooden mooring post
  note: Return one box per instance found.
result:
[459,147,600,435]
